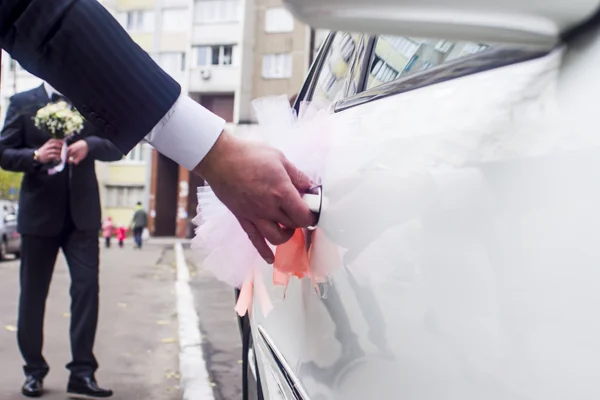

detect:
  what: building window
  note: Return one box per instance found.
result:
[211,46,220,65]
[222,46,233,65]
[434,40,454,53]
[157,52,186,75]
[264,8,294,33]
[118,10,155,32]
[457,42,490,57]
[383,36,420,59]
[105,186,145,208]
[370,55,399,83]
[193,45,234,66]
[262,53,292,79]
[194,0,239,23]
[366,35,492,90]
[123,144,145,162]
[310,32,363,105]
[162,8,188,32]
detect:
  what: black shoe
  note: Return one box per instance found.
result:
[67,376,113,398]
[21,376,43,397]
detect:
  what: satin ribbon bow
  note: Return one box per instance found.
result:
[234,228,342,317]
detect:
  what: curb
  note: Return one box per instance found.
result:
[175,243,215,400]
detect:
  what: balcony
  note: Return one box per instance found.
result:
[188,66,240,93]
[192,23,241,45]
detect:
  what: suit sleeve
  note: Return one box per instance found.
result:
[83,136,123,162]
[0,0,180,156]
[0,97,37,173]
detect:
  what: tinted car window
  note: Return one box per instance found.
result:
[311,32,365,106]
[366,36,491,90]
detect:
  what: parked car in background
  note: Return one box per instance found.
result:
[0,199,20,260]
[240,0,600,399]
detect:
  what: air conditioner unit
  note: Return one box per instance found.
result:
[200,69,211,80]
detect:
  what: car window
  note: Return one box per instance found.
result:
[310,32,366,106]
[365,36,491,90]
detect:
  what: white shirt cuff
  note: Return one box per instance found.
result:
[144,94,226,171]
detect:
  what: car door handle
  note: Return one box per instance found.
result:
[302,185,323,230]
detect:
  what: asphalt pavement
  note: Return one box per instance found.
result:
[166,246,244,400]
[0,242,181,400]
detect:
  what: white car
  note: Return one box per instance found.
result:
[241,1,600,399]
[0,199,21,260]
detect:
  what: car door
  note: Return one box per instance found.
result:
[249,30,371,400]
[249,25,587,399]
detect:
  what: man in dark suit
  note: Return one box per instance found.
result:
[0,82,123,398]
[0,0,316,264]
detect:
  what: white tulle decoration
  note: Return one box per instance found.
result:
[190,95,335,288]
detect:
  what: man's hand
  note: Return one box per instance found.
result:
[67,140,89,165]
[36,139,64,164]
[194,131,315,263]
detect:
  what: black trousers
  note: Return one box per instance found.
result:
[133,227,143,248]
[17,217,100,380]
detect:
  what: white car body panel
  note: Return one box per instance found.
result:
[249,22,600,400]
[284,0,600,45]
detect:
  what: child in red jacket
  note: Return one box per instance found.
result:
[115,225,128,248]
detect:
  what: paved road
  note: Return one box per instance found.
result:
[0,243,180,400]
[179,247,244,400]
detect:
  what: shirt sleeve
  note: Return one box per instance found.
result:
[144,94,226,171]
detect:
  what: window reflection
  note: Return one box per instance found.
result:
[312,33,363,106]
[366,36,491,90]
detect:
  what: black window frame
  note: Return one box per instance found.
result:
[292,32,373,112]
[296,32,554,116]
[334,42,553,113]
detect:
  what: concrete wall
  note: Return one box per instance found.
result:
[248,0,309,122]
[108,164,147,185]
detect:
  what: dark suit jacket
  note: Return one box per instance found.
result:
[0,85,123,237]
[0,0,181,155]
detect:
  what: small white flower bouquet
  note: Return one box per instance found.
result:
[34,101,84,139]
[34,101,85,174]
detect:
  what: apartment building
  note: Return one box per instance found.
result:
[92,0,153,227]
[249,0,309,105]
[145,0,319,238]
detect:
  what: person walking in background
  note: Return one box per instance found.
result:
[0,82,122,398]
[101,217,113,249]
[131,202,148,250]
[115,226,127,248]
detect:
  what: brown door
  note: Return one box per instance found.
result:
[154,154,178,236]
[197,94,235,122]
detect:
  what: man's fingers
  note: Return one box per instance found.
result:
[280,184,316,228]
[255,219,294,246]
[238,218,275,263]
[282,158,312,191]
[48,140,63,150]
[272,211,296,231]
